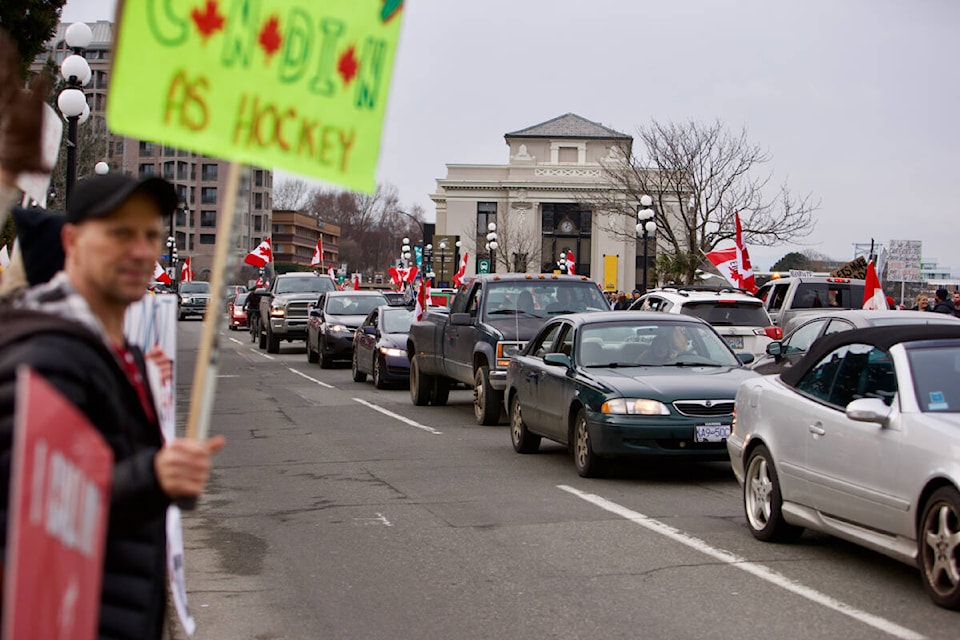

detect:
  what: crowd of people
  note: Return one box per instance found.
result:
[912,288,960,316]
[603,289,641,310]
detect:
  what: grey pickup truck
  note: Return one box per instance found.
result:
[259,272,337,353]
[406,274,609,424]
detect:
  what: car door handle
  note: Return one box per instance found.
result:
[809,423,826,436]
[525,371,539,381]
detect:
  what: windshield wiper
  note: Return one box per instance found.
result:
[667,361,724,367]
[487,309,540,317]
[548,309,577,314]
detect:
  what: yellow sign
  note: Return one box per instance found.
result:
[107,0,404,193]
[603,254,619,291]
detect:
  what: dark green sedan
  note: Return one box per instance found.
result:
[506,312,758,477]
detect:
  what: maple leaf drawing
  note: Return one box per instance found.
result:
[259,16,282,59]
[381,0,403,22]
[191,0,225,41]
[337,46,359,85]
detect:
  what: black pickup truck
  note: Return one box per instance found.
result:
[406,274,609,424]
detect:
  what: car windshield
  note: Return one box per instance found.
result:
[578,321,741,368]
[382,308,414,334]
[681,301,770,327]
[180,282,210,294]
[907,345,960,413]
[483,281,608,319]
[325,295,388,315]
[275,277,336,294]
[791,282,865,309]
[234,293,249,305]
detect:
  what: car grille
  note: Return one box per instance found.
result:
[286,301,310,318]
[672,400,734,417]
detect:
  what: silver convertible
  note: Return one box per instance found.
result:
[728,324,960,609]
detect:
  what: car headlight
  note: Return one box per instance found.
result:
[601,398,670,415]
[496,341,524,368]
[270,302,285,317]
[380,347,405,357]
[330,324,348,333]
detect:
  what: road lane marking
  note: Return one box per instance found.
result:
[228,337,244,345]
[557,485,926,640]
[352,398,442,435]
[288,368,334,388]
[354,512,393,527]
[256,351,275,360]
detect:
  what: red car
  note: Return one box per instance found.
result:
[228,292,248,330]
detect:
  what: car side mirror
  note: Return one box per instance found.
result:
[543,353,572,369]
[309,308,322,317]
[450,312,473,326]
[766,341,783,360]
[737,352,755,365]
[845,398,892,425]
[363,326,376,335]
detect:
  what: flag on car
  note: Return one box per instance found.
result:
[733,212,757,293]
[310,236,324,267]
[180,256,194,283]
[352,273,360,290]
[244,238,272,267]
[0,244,9,270]
[862,261,888,310]
[453,252,469,287]
[566,251,576,275]
[414,278,431,321]
[254,275,265,288]
[327,266,335,280]
[153,261,172,285]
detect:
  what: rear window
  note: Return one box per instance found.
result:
[681,301,770,327]
[180,282,210,294]
[792,283,865,310]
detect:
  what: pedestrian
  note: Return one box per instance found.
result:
[614,291,631,310]
[0,172,226,638]
[931,288,956,314]
[912,293,931,312]
[953,291,960,318]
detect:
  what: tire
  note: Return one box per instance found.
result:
[743,445,804,542]
[266,327,280,354]
[258,327,266,349]
[352,350,367,382]
[573,408,603,477]
[373,356,387,389]
[431,377,450,406]
[473,365,502,425]
[318,338,332,369]
[919,486,960,609]
[510,393,541,453]
[410,355,433,406]
[307,335,320,364]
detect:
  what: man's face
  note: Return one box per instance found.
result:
[63,192,164,308]
[953,292,960,306]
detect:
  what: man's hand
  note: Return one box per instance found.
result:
[154,435,227,499]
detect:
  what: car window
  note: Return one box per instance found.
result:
[681,301,770,326]
[783,319,828,354]
[529,323,562,359]
[766,283,789,311]
[823,318,855,336]
[796,343,894,407]
[908,345,960,412]
[276,277,335,294]
[180,282,210,294]
[795,344,848,402]
[793,283,865,310]
[557,324,574,357]
[382,308,413,333]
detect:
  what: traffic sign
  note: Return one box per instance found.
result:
[478,259,490,274]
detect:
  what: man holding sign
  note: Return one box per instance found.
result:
[0,166,225,639]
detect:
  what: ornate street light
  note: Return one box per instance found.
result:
[636,194,657,294]
[58,22,93,202]
[485,222,498,273]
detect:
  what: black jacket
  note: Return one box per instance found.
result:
[0,308,169,640]
[932,299,956,315]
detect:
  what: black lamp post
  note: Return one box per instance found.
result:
[57,22,93,202]
[636,195,657,294]
[485,222,498,273]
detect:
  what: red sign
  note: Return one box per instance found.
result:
[3,367,113,640]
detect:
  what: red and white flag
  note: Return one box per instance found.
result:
[566,251,576,275]
[180,256,193,283]
[733,213,757,293]
[414,278,431,321]
[862,261,888,310]
[389,265,418,290]
[704,213,758,293]
[310,236,324,267]
[327,266,335,279]
[452,252,469,287]
[254,275,265,288]
[153,261,172,285]
[352,273,360,290]
[244,238,272,267]
[0,244,9,270]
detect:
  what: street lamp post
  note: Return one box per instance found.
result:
[557,251,568,274]
[636,195,657,294]
[485,222,498,273]
[58,22,93,202]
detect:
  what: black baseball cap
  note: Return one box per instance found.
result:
[66,173,179,223]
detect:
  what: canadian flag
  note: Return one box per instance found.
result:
[566,251,576,275]
[862,261,889,310]
[180,256,193,283]
[153,261,172,285]
[389,265,418,290]
[704,213,758,293]
[733,213,757,293]
[254,275,265,288]
[327,266,335,279]
[352,273,360,290]
[310,236,324,267]
[414,278,431,321]
[244,238,272,267]
[452,252,469,287]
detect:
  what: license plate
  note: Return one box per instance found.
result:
[695,423,731,443]
[724,336,744,350]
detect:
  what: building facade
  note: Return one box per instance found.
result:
[431,113,668,292]
[34,21,273,280]
[272,210,340,270]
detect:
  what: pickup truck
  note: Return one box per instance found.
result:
[755,275,866,332]
[259,272,337,353]
[406,273,610,424]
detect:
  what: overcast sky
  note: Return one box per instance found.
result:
[61,0,960,272]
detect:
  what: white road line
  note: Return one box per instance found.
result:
[256,351,275,360]
[287,368,334,388]
[228,337,243,345]
[352,398,442,435]
[557,485,926,640]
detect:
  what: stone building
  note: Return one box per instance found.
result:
[271,210,340,271]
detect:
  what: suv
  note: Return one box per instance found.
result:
[754,274,866,330]
[629,286,779,360]
[178,281,211,320]
[306,290,388,368]
[259,272,338,353]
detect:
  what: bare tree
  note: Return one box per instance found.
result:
[585,119,818,284]
[455,209,540,273]
[272,178,314,211]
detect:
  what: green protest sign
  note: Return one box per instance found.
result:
[107,0,404,193]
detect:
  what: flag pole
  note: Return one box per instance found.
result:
[185,161,242,443]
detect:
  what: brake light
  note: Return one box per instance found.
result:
[763,326,782,340]
[826,278,850,283]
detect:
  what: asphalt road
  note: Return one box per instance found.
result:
[171,321,958,640]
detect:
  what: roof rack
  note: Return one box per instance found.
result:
[653,284,756,297]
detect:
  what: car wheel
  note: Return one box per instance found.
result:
[307,336,319,364]
[473,365,502,425]
[352,350,367,382]
[510,393,541,454]
[573,408,603,477]
[266,327,280,354]
[373,356,388,389]
[431,377,450,406]
[410,355,433,406]
[318,338,332,369]
[743,445,804,542]
[919,486,960,609]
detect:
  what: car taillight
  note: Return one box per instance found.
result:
[763,326,782,340]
